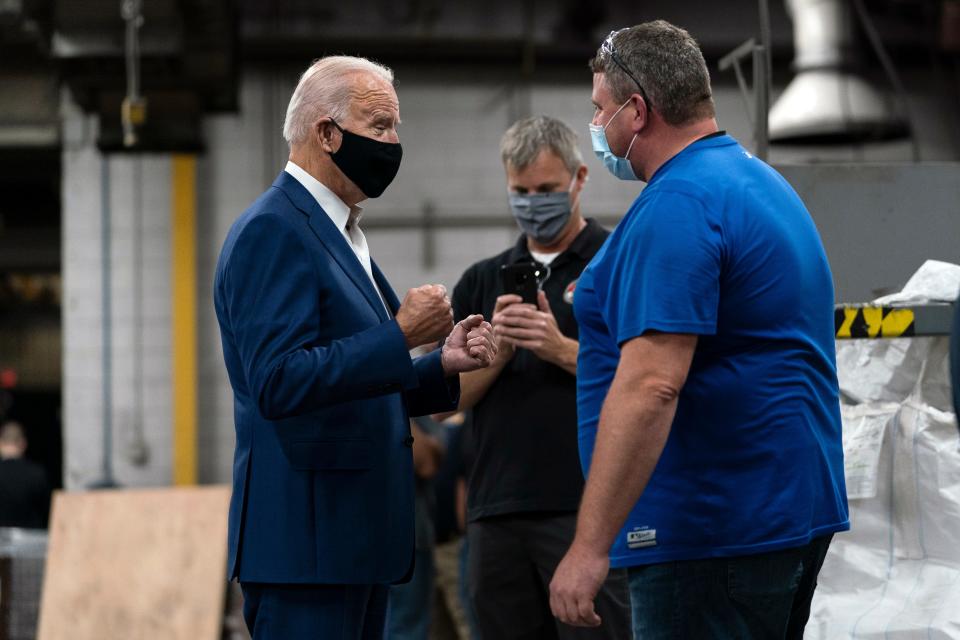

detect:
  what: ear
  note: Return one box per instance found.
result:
[572,164,589,194]
[629,93,649,133]
[315,118,340,153]
[575,163,589,186]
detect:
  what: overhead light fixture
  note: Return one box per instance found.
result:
[770,0,908,143]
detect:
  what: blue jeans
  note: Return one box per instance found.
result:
[628,535,833,639]
[386,548,434,640]
[458,536,481,639]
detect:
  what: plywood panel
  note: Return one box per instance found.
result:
[37,486,230,640]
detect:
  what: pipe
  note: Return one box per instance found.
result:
[93,155,116,489]
[127,157,149,466]
[753,44,770,160]
[171,154,198,486]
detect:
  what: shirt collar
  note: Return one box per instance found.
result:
[284,160,363,230]
[648,130,733,184]
[565,218,606,259]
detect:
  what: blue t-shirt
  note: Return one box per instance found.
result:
[575,134,849,567]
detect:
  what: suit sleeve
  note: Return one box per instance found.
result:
[221,213,420,420]
[398,266,478,416]
[405,349,460,417]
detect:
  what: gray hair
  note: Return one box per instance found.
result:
[500,116,583,175]
[590,20,715,127]
[282,55,394,146]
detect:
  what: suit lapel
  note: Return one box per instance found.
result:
[372,261,401,316]
[272,172,390,323]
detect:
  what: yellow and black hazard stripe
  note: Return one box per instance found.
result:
[835,306,915,339]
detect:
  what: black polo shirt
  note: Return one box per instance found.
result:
[451,218,609,522]
[0,457,51,528]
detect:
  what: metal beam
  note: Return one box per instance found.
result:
[834,304,955,339]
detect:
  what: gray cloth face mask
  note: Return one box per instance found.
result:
[508,180,577,245]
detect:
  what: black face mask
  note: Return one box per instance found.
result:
[328,120,403,198]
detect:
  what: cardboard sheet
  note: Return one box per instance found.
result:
[37,486,230,640]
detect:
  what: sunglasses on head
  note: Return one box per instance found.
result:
[600,29,652,109]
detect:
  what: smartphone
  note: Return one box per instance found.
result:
[500,262,541,305]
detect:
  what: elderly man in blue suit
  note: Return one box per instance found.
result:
[214,55,497,639]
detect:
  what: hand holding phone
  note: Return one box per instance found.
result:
[500,262,542,305]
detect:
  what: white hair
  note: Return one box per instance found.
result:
[282,55,394,147]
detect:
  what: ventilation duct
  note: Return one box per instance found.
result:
[769,0,907,142]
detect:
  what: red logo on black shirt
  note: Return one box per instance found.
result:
[563,279,578,304]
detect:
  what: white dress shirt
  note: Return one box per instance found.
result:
[284,161,388,312]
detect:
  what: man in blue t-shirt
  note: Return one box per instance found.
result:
[548,21,849,639]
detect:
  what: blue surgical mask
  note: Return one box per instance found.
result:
[508,177,578,245]
[589,99,640,181]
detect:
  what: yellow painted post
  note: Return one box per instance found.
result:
[171,154,198,485]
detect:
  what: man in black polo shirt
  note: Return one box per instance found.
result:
[450,116,630,639]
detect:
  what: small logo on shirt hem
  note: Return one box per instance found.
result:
[627,527,657,549]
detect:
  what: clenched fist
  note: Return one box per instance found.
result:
[441,314,498,375]
[396,284,454,349]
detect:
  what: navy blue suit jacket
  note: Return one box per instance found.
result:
[214,171,459,585]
